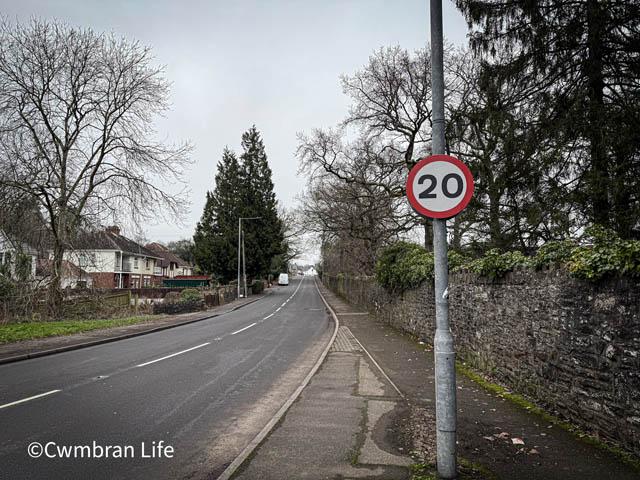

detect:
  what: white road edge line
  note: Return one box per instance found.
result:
[231,322,257,335]
[136,343,210,367]
[216,276,338,480]
[0,389,62,410]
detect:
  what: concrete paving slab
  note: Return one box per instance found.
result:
[357,359,385,397]
[233,337,413,480]
[360,400,413,467]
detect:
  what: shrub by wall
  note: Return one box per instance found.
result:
[153,299,205,315]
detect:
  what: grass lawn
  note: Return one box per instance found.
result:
[0,315,161,344]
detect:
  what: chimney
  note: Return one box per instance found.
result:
[106,226,120,235]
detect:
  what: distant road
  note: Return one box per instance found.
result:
[0,277,331,479]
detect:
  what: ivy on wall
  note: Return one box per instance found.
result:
[375,226,640,292]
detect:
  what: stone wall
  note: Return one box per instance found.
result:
[153,300,205,315]
[324,269,640,458]
[203,285,237,307]
[106,287,183,299]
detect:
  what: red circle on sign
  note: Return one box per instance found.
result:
[406,155,474,219]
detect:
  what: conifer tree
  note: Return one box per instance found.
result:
[193,128,285,282]
[240,126,285,277]
[456,0,640,238]
[193,148,243,281]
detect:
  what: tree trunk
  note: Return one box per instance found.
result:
[424,221,434,252]
[451,215,461,250]
[488,188,502,249]
[586,0,609,227]
[48,242,65,319]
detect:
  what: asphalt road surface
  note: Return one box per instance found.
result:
[0,276,331,480]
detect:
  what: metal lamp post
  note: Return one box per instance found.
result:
[431,0,457,477]
[237,217,261,298]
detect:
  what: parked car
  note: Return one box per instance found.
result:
[278,273,289,286]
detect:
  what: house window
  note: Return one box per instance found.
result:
[146,258,150,269]
[78,254,87,267]
[134,257,138,269]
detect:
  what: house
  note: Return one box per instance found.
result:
[66,226,163,289]
[145,242,194,278]
[36,259,93,289]
[0,230,38,280]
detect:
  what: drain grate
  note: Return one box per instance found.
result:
[331,326,362,352]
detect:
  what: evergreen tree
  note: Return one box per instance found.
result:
[240,126,285,278]
[447,50,576,252]
[193,128,285,282]
[193,148,243,281]
[455,0,640,238]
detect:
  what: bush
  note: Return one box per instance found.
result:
[568,226,640,281]
[251,280,264,294]
[0,276,15,303]
[373,226,640,293]
[532,239,575,269]
[164,291,181,303]
[448,250,471,272]
[375,242,434,292]
[180,288,202,302]
[467,249,532,277]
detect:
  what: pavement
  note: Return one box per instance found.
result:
[0,290,271,365]
[231,279,640,480]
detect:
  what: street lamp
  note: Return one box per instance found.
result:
[237,217,261,298]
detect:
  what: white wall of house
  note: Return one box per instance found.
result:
[176,266,194,276]
[65,250,116,273]
[126,255,157,274]
[0,231,38,278]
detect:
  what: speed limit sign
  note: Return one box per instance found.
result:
[406,155,474,219]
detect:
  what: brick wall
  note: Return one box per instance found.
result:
[90,272,115,288]
[324,268,640,458]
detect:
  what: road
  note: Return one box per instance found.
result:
[0,276,332,480]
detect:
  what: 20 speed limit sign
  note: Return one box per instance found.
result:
[406,155,474,219]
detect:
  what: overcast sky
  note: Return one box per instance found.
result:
[1,0,469,261]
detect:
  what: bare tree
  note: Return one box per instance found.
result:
[0,19,192,316]
[297,45,438,250]
[298,156,414,276]
[278,205,307,265]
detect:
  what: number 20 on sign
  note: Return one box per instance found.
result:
[406,155,474,219]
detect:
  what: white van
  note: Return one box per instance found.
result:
[278,273,289,286]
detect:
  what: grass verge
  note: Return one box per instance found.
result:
[456,362,640,472]
[0,316,161,343]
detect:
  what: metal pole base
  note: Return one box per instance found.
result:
[436,430,457,479]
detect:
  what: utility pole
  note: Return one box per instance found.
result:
[237,217,261,298]
[242,230,247,297]
[431,0,457,477]
[237,218,242,298]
